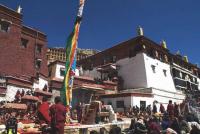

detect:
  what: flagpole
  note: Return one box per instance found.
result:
[61,0,86,112]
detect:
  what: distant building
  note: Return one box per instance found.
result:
[46,47,99,64]
[48,60,117,105]
[78,27,200,112]
[46,48,66,64]
[0,4,49,101]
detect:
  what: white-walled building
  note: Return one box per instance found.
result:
[78,30,200,112]
[0,75,49,102]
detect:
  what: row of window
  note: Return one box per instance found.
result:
[172,68,198,83]
[102,56,117,64]
[175,79,198,91]
[151,65,167,77]
[0,83,6,87]
[21,38,42,53]
[0,21,43,54]
[48,53,65,57]
[47,55,66,60]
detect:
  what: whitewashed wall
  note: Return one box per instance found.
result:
[54,64,80,79]
[33,77,48,90]
[0,85,31,102]
[198,78,200,90]
[152,88,185,103]
[101,96,131,112]
[143,54,177,92]
[102,96,153,112]
[131,96,153,107]
[55,64,65,79]
[117,53,147,89]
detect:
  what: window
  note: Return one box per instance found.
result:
[35,59,42,69]
[163,69,167,77]
[21,38,28,48]
[0,20,10,32]
[108,102,112,106]
[116,101,124,108]
[112,56,117,62]
[60,68,65,76]
[164,55,168,62]
[160,54,164,61]
[36,44,42,53]
[140,101,146,110]
[151,65,156,73]
[172,68,181,78]
[174,79,186,88]
[0,77,6,87]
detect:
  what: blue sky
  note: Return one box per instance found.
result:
[0,0,199,64]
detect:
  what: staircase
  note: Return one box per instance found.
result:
[81,101,100,124]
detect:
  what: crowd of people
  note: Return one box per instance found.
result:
[125,100,200,134]
[1,93,200,134]
[0,96,66,134]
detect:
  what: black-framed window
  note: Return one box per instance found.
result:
[151,65,156,73]
[60,68,65,76]
[108,102,112,106]
[21,38,28,48]
[112,56,117,62]
[0,20,10,32]
[35,59,42,69]
[140,101,146,110]
[116,101,124,108]
[163,69,167,77]
[36,44,42,53]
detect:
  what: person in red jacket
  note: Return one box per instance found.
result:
[38,97,51,124]
[50,96,66,134]
[160,104,165,113]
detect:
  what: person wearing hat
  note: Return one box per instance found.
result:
[161,113,170,130]
[134,116,148,134]
[148,116,161,134]
[166,128,177,134]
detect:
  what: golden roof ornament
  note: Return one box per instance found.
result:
[183,56,189,63]
[176,50,181,55]
[161,40,167,49]
[137,26,144,36]
[17,5,22,14]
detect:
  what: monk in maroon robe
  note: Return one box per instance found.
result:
[167,100,174,119]
[50,96,66,134]
[38,97,51,124]
[160,104,165,113]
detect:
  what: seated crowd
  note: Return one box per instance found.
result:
[125,100,200,134]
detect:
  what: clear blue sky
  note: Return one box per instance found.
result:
[0,0,199,64]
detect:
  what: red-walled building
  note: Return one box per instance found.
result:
[0,4,48,101]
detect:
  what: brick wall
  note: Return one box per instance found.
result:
[0,5,48,78]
